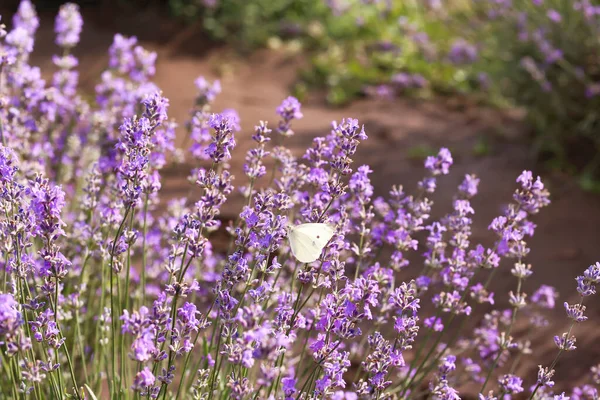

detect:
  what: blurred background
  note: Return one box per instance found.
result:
[1,0,599,391]
[5,0,600,186]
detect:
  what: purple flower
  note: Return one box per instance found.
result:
[173,302,202,354]
[470,283,495,305]
[394,315,419,350]
[28,178,67,239]
[389,280,419,315]
[0,145,18,185]
[424,316,444,331]
[362,332,404,392]
[411,74,428,88]
[6,26,34,56]
[276,96,303,136]
[514,170,550,213]
[425,148,453,176]
[463,358,482,383]
[391,72,412,88]
[143,92,170,125]
[328,118,367,176]
[448,38,478,64]
[553,332,576,351]
[571,385,598,399]
[12,0,39,36]
[439,355,456,377]
[564,302,587,322]
[222,108,241,132]
[55,3,83,48]
[106,34,157,82]
[194,76,221,104]
[531,285,558,308]
[2,9,595,395]
[205,113,236,163]
[586,83,600,98]
[458,174,480,198]
[433,290,471,315]
[116,92,168,207]
[499,374,524,394]
[430,355,461,399]
[132,367,155,391]
[0,294,22,339]
[108,34,138,74]
[547,9,562,23]
[536,365,555,388]
[30,309,65,349]
[391,72,430,89]
[371,84,395,99]
[576,262,600,296]
[131,332,157,362]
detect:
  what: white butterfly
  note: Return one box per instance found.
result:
[288,223,336,263]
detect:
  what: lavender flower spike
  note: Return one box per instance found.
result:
[55,3,83,48]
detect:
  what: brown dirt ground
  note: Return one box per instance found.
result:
[8,3,600,394]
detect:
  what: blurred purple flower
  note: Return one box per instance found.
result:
[55,3,83,48]
[276,96,303,137]
[547,9,562,23]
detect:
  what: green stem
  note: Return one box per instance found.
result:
[207,323,225,399]
[124,210,136,313]
[528,296,583,400]
[121,210,137,392]
[480,274,523,394]
[297,341,343,397]
[19,280,48,398]
[50,278,82,399]
[94,252,108,394]
[140,194,150,306]
[55,348,66,399]
[296,288,325,376]
[269,280,314,397]
[175,330,201,400]
[3,349,17,399]
[74,309,89,383]
[109,208,132,396]
[398,306,444,394]
[159,293,180,400]
[52,281,67,399]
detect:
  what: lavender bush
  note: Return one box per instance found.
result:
[459,0,600,186]
[166,0,482,106]
[0,2,599,399]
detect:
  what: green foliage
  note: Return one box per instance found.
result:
[462,0,600,181]
[168,0,600,184]
[169,0,329,49]
[167,0,480,103]
[407,143,437,163]
[472,135,491,157]
[297,1,478,105]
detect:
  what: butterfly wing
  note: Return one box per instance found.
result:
[289,229,322,263]
[289,223,335,263]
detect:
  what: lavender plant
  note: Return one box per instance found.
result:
[0,2,598,400]
[460,0,600,185]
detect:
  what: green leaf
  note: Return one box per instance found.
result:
[83,385,99,400]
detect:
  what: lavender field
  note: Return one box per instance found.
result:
[1,1,600,399]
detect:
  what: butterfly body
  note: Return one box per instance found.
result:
[288,223,335,263]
